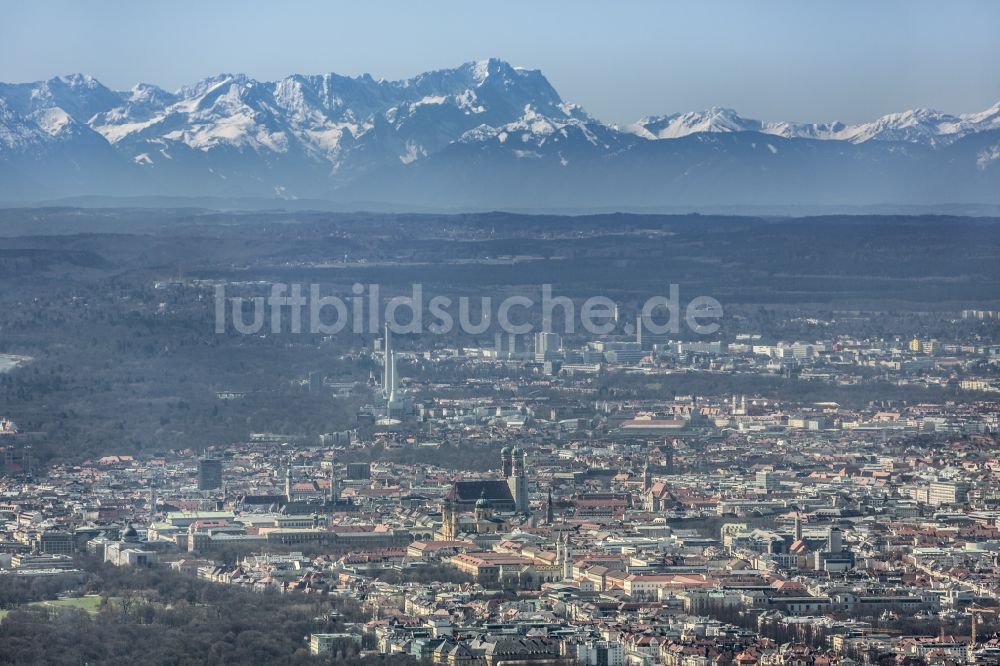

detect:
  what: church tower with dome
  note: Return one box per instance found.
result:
[506,446,529,515]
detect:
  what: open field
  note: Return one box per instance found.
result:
[0,594,118,622]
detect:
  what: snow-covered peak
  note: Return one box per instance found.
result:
[629,107,760,139]
[959,100,1000,131]
[837,108,957,145]
[177,73,252,100]
[35,107,75,136]
[470,59,492,85]
[128,83,175,104]
[465,58,523,85]
[458,104,610,152]
[0,74,125,124]
[54,73,101,88]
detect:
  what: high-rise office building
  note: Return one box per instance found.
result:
[534,331,562,361]
[347,462,372,480]
[197,458,223,491]
[495,332,523,359]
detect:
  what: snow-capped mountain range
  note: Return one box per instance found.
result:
[1,59,998,208]
[627,104,1000,146]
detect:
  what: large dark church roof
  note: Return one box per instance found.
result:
[449,480,514,505]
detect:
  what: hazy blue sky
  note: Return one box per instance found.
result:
[3,0,999,124]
